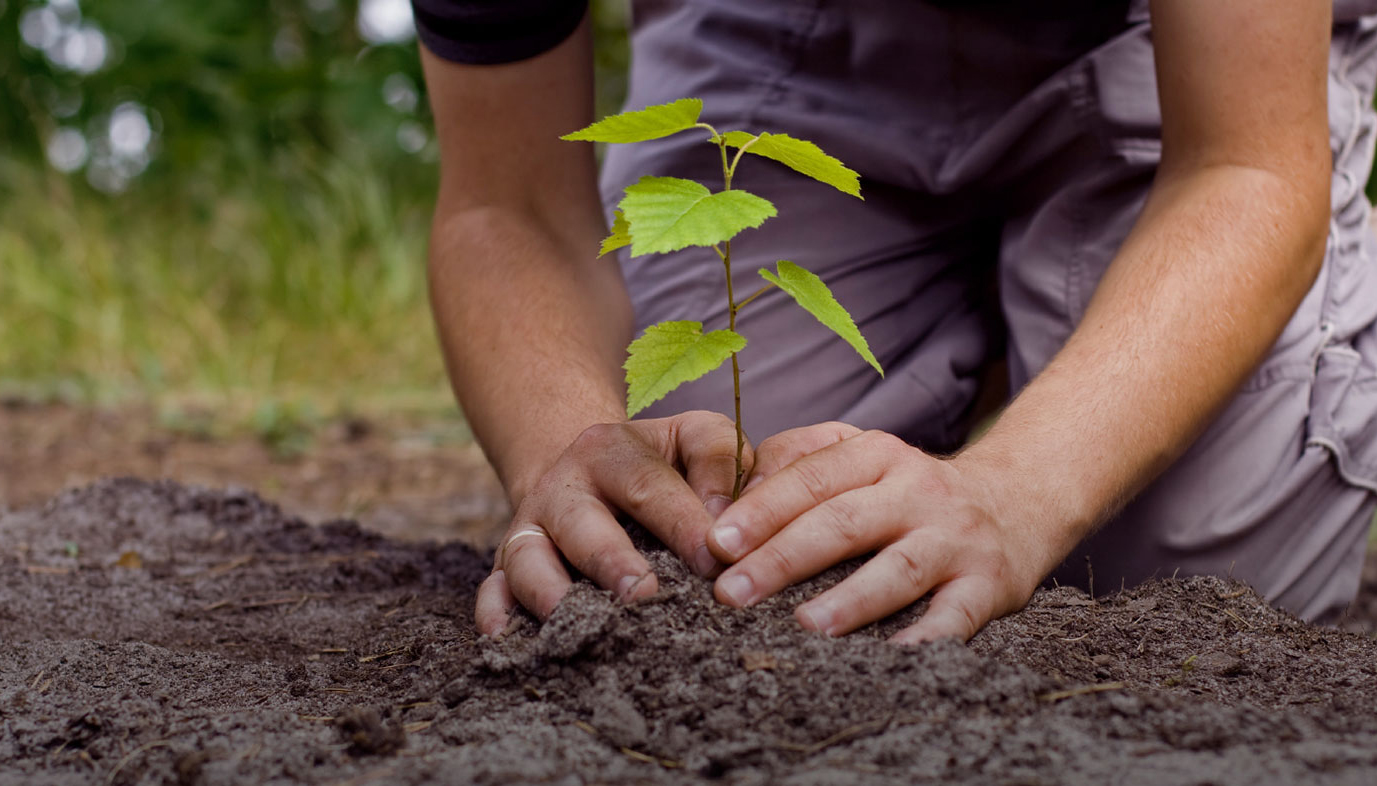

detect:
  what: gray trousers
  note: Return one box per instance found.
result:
[600,0,1377,621]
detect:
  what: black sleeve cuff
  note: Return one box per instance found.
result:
[412,0,590,65]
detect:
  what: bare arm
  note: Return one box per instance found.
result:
[422,21,628,504]
[958,0,1333,569]
[421,20,747,634]
[704,0,1333,642]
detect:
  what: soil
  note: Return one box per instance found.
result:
[0,401,509,546]
[3,478,1377,785]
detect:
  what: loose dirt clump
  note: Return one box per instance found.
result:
[2,479,1376,784]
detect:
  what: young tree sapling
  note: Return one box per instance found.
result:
[562,98,884,499]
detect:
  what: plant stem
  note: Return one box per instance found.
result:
[736,282,776,312]
[725,238,746,500]
[716,135,748,500]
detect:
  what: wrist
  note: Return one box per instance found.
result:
[946,444,1093,584]
[498,405,629,509]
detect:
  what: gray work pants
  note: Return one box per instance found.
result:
[600,0,1377,621]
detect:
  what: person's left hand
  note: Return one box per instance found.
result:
[705,423,1058,644]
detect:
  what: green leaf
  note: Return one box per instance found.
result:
[624,321,746,417]
[722,131,862,198]
[561,98,704,144]
[600,209,631,257]
[619,176,776,256]
[759,261,883,376]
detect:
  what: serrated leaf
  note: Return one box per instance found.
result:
[561,98,703,144]
[619,176,776,256]
[722,131,862,198]
[759,261,883,376]
[600,209,631,257]
[624,321,746,417]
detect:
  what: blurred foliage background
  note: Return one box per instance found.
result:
[0,0,629,424]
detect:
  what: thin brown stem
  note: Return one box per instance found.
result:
[735,282,776,312]
[726,238,745,500]
[716,135,747,499]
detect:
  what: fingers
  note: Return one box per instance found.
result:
[708,429,896,564]
[498,525,573,623]
[890,576,999,645]
[714,487,899,607]
[793,534,949,636]
[671,411,754,518]
[578,424,719,576]
[474,570,517,637]
[746,421,860,490]
[535,501,658,600]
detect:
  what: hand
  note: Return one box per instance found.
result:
[475,410,752,636]
[705,423,1055,644]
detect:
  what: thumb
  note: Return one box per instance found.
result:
[671,411,755,518]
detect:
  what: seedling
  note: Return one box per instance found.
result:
[562,99,883,498]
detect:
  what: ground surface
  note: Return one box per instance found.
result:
[0,401,509,546]
[1,478,1376,785]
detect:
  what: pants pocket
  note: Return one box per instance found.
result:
[1307,343,1377,493]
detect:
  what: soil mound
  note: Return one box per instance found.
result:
[2,479,1375,784]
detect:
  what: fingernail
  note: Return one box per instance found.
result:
[704,495,732,519]
[713,525,745,560]
[617,573,647,600]
[744,474,765,492]
[798,600,837,635]
[692,544,718,577]
[717,572,755,606]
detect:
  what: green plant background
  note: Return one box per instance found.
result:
[0,0,630,423]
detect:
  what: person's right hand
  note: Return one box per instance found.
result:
[474,410,753,636]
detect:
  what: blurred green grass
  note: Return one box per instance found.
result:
[0,0,630,428]
[0,149,449,421]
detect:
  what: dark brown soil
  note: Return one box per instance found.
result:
[3,479,1377,784]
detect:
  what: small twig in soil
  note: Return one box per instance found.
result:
[1059,633,1089,643]
[201,593,327,612]
[298,715,336,722]
[358,646,410,663]
[619,747,682,769]
[774,716,893,755]
[1200,602,1253,629]
[1038,682,1127,702]
[105,739,173,785]
[573,721,598,736]
[398,701,435,711]
[403,721,432,734]
[322,688,356,693]
[25,564,71,575]
[376,661,419,672]
[240,594,327,610]
[1217,588,1250,600]
[201,555,253,579]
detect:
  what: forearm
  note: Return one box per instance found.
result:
[959,165,1329,570]
[419,21,636,507]
[430,207,633,506]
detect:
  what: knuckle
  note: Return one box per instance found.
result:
[890,545,927,589]
[789,460,833,505]
[858,429,905,458]
[759,546,801,584]
[949,598,981,639]
[824,421,862,438]
[620,465,665,512]
[820,497,867,546]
